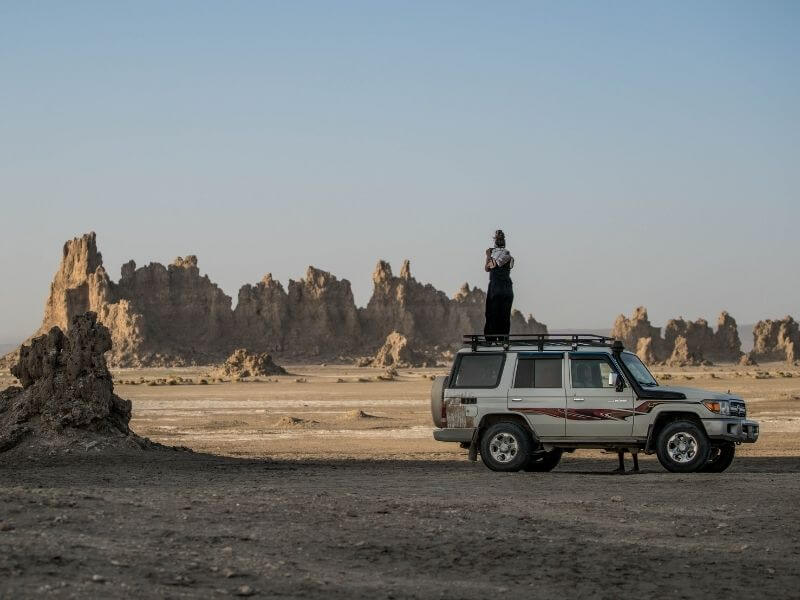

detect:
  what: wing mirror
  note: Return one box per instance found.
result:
[609,372,625,392]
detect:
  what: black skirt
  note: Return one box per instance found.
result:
[484,265,513,336]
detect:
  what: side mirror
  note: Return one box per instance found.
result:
[609,372,625,392]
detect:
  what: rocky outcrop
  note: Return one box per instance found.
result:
[365,332,436,368]
[233,274,289,354]
[283,267,362,357]
[611,307,669,363]
[6,233,548,366]
[612,307,745,365]
[115,256,235,364]
[666,336,708,367]
[213,349,287,379]
[0,313,143,453]
[750,317,799,364]
[710,312,745,362]
[362,260,546,351]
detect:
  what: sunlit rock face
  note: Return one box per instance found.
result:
[750,317,800,364]
[5,233,547,366]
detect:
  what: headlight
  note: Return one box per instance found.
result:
[703,400,730,415]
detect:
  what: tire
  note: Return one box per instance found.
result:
[480,422,532,472]
[655,420,711,473]
[523,448,563,472]
[430,376,448,427]
[700,442,736,473]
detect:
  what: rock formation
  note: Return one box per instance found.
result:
[213,349,287,379]
[0,313,144,453]
[364,332,437,368]
[362,260,546,351]
[710,312,745,363]
[611,307,669,363]
[612,307,745,365]
[750,317,799,364]
[666,336,708,367]
[5,233,548,366]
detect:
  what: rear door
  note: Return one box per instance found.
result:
[444,352,507,428]
[507,352,566,438]
[566,353,634,437]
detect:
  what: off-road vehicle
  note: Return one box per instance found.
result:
[431,334,759,473]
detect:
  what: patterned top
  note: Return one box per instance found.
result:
[490,247,513,268]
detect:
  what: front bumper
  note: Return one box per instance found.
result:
[702,418,759,443]
[433,428,475,443]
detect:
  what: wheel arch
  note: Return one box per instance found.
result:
[478,413,539,444]
[644,411,705,454]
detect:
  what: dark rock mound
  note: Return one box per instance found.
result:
[0,312,150,454]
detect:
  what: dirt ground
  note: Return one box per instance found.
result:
[1,363,800,598]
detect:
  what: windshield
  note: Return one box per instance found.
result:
[619,353,659,387]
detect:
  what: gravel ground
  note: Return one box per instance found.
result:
[1,451,799,599]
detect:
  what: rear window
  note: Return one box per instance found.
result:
[514,357,563,388]
[452,354,504,388]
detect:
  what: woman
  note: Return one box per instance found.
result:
[484,229,514,338]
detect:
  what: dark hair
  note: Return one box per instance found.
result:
[493,229,506,248]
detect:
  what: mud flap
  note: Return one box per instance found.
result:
[467,428,479,462]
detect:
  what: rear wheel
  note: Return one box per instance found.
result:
[523,448,563,472]
[655,420,710,473]
[700,442,736,473]
[480,422,531,472]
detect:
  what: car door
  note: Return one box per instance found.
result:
[507,352,566,438]
[566,353,634,438]
[444,352,508,428]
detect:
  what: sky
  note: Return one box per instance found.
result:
[0,1,798,343]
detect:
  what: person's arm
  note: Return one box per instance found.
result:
[484,248,495,272]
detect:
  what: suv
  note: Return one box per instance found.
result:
[431,334,759,473]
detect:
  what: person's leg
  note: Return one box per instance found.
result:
[484,297,494,336]
[499,293,514,335]
[484,286,497,336]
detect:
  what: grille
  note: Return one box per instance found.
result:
[730,402,746,418]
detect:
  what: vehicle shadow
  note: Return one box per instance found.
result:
[2,450,799,485]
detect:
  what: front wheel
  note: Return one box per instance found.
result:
[480,422,532,472]
[655,420,711,473]
[700,442,736,473]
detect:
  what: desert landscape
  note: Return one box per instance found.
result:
[1,234,800,598]
[2,320,800,597]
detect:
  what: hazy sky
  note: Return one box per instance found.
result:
[1,1,798,343]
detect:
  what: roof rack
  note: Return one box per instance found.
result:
[463,333,621,352]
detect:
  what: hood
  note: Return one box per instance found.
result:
[654,386,739,401]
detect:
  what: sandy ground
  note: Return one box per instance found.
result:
[1,363,799,598]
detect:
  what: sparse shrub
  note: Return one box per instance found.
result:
[199,379,208,385]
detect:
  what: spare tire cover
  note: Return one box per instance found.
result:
[430,375,449,428]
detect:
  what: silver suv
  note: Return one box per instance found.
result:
[431,334,759,473]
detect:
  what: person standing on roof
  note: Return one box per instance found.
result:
[484,229,515,338]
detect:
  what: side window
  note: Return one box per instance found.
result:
[571,358,616,389]
[513,358,563,389]
[452,354,504,388]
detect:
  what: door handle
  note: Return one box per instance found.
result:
[573,397,585,402]
[511,398,522,402]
